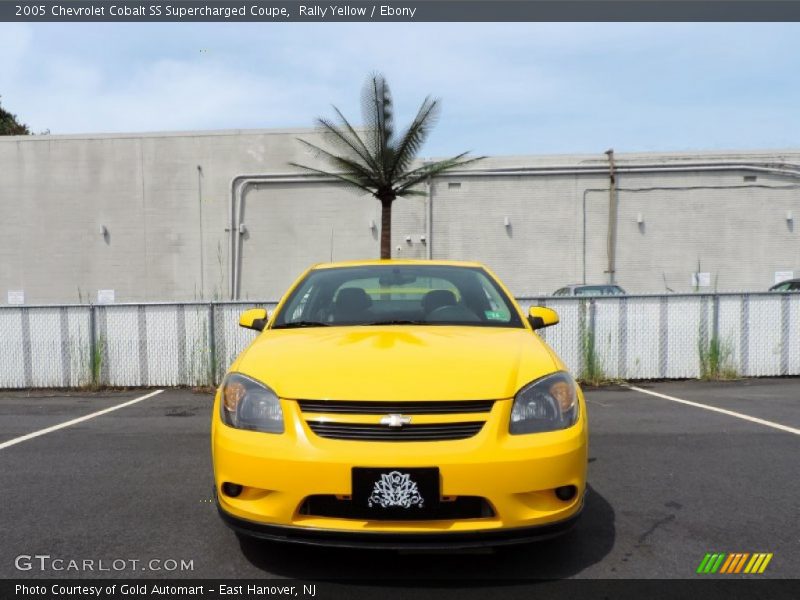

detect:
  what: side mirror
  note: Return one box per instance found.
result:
[528,306,559,330]
[239,308,268,331]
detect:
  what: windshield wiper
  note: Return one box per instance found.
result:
[272,321,330,329]
[360,319,430,326]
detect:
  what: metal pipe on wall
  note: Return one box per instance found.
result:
[442,161,800,177]
[605,149,618,285]
[197,165,205,299]
[426,175,433,260]
[228,174,333,299]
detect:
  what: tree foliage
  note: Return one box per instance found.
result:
[0,96,31,136]
[291,74,482,259]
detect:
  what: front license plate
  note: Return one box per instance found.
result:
[352,467,440,519]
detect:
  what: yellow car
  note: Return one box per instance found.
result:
[212,260,588,548]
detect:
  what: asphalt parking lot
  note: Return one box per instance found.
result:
[0,379,797,583]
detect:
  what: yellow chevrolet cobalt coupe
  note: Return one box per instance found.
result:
[212,260,588,548]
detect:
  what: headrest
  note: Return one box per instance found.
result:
[422,289,457,313]
[335,287,372,310]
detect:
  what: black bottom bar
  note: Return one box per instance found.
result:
[217,501,582,550]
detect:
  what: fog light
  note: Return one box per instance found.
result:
[555,485,577,501]
[222,482,243,497]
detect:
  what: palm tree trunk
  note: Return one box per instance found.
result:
[379,196,394,259]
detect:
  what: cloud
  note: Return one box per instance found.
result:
[2,22,799,156]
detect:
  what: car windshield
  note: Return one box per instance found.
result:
[272,265,524,328]
[772,281,800,291]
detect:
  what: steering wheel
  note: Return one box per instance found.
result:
[427,304,480,322]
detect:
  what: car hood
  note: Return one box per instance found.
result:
[235,326,559,401]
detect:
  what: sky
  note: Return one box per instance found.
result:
[1,22,799,158]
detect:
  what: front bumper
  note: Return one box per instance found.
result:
[218,498,583,549]
[212,396,588,541]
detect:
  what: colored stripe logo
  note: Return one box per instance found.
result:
[696,552,773,574]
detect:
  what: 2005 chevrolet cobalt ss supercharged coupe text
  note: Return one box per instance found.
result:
[212,260,588,548]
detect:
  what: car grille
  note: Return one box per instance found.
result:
[306,421,485,441]
[297,399,494,414]
[298,399,494,442]
[299,495,495,520]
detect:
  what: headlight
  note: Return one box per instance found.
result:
[220,373,284,434]
[510,371,579,434]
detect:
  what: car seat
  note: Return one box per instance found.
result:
[333,288,372,323]
[422,289,458,315]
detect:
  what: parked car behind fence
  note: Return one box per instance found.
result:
[769,279,800,292]
[552,284,626,297]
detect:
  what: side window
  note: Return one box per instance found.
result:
[774,283,790,291]
[278,280,321,325]
[290,286,314,321]
[477,275,512,323]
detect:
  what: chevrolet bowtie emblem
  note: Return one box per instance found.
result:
[380,414,412,428]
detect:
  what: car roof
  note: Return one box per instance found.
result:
[310,259,486,270]
[772,278,800,286]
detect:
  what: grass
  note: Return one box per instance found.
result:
[578,326,609,386]
[698,335,738,380]
[76,335,106,390]
[181,317,218,388]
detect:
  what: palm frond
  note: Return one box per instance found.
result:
[293,72,483,205]
[395,153,486,195]
[294,138,380,187]
[361,74,394,179]
[330,106,380,173]
[394,189,428,197]
[314,116,369,165]
[393,151,473,182]
[288,161,377,195]
[389,96,440,179]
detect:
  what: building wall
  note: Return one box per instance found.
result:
[583,169,800,295]
[431,172,590,295]
[607,173,799,294]
[432,162,799,295]
[1,129,330,303]
[1,130,798,303]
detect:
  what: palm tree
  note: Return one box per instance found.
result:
[290,74,483,259]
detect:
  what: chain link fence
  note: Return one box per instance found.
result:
[0,294,797,389]
[525,293,799,381]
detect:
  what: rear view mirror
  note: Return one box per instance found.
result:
[378,268,417,286]
[528,306,559,330]
[239,308,268,331]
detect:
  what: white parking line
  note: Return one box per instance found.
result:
[624,385,800,436]
[587,398,611,407]
[0,389,164,451]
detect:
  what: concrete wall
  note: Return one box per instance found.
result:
[1,130,799,303]
[431,164,800,296]
[0,129,329,303]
